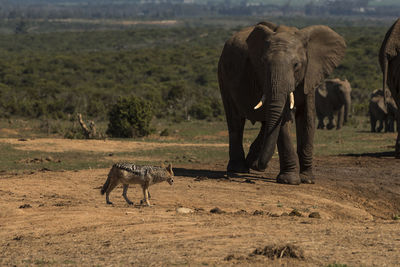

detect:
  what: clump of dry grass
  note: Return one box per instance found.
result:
[250,243,305,259]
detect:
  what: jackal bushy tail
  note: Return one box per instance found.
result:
[101,169,112,195]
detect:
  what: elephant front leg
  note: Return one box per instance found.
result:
[370,116,376,132]
[396,128,400,159]
[246,122,266,171]
[227,121,248,173]
[377,119,384,132]
[326,113,335,130]
[276,119,300,185]
[317,118,325,129]
[316,111,325,129]
[295,92,315,184]
[221,93,248,173]
[395,109,400,158]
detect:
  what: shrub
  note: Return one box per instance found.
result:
[189,102,213,120]
[106,96,153,138]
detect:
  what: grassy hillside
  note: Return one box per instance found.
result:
[0,17,392,127]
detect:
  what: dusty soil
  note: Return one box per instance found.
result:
[1,140,400,266]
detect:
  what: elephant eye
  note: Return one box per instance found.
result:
[293,62,301,72]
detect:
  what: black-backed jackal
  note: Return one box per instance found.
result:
[101,163,174,206]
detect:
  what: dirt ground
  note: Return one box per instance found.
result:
[1,140,400,266]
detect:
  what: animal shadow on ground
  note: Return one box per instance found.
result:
[342,151,395,158]
[173,167,276,183]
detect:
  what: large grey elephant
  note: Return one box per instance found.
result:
[369,89,398,133]
[218,21,346,184]
[379,18,400,157]
[315,78,352,130]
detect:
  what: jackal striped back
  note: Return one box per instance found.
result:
[113,163,173,183]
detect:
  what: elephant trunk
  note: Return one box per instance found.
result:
[344,93,351,123]
[382,56,388,105]
[254,66,293,171]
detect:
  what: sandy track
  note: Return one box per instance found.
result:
[0,138,227,153]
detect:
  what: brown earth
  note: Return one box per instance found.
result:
[0,138,227,153]
[1,141,400,266]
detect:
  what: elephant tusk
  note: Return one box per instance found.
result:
[254,100,263,110]
[254,94,266,110]
[289,92,295,110]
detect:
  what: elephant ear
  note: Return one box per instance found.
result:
[300,25,346,95]
[379,19,400,65]
[246,23,275,77]
[317,82,328,98]
[379,19,400,100]
[257,21,277,31]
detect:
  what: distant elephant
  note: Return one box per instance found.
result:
[218,21,346,184]
[369,89,398,133]
[379,18,400,157]
[315,78,352,130]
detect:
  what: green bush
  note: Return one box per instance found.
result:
[189,102,213,120]
[106,96,153,138]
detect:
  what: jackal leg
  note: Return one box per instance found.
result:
[141,186,151,206]
[140,190,151,205]
[105,179,119,205]
[122,184,133,205]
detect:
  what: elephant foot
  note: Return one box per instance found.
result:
[246,158,267,172]
[276,172,300,185]
[395,148,400,159]
[227,160,249,173]
[299,169,315,184]
[245,152,267,172]
[326,124,335,130]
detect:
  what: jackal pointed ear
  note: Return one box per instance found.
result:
[166,163,173,174]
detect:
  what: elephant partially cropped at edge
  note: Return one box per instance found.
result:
[218,21,346,184]
[315,78,352,130]
[379,18,400,158]
[369,89,398,133]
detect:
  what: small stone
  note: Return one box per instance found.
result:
[176,207,194,214]
[289,209,302,217]
[210,207,225,214]
[19,204,32,209]
[309,212,321,219]
[253,210,264,215]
